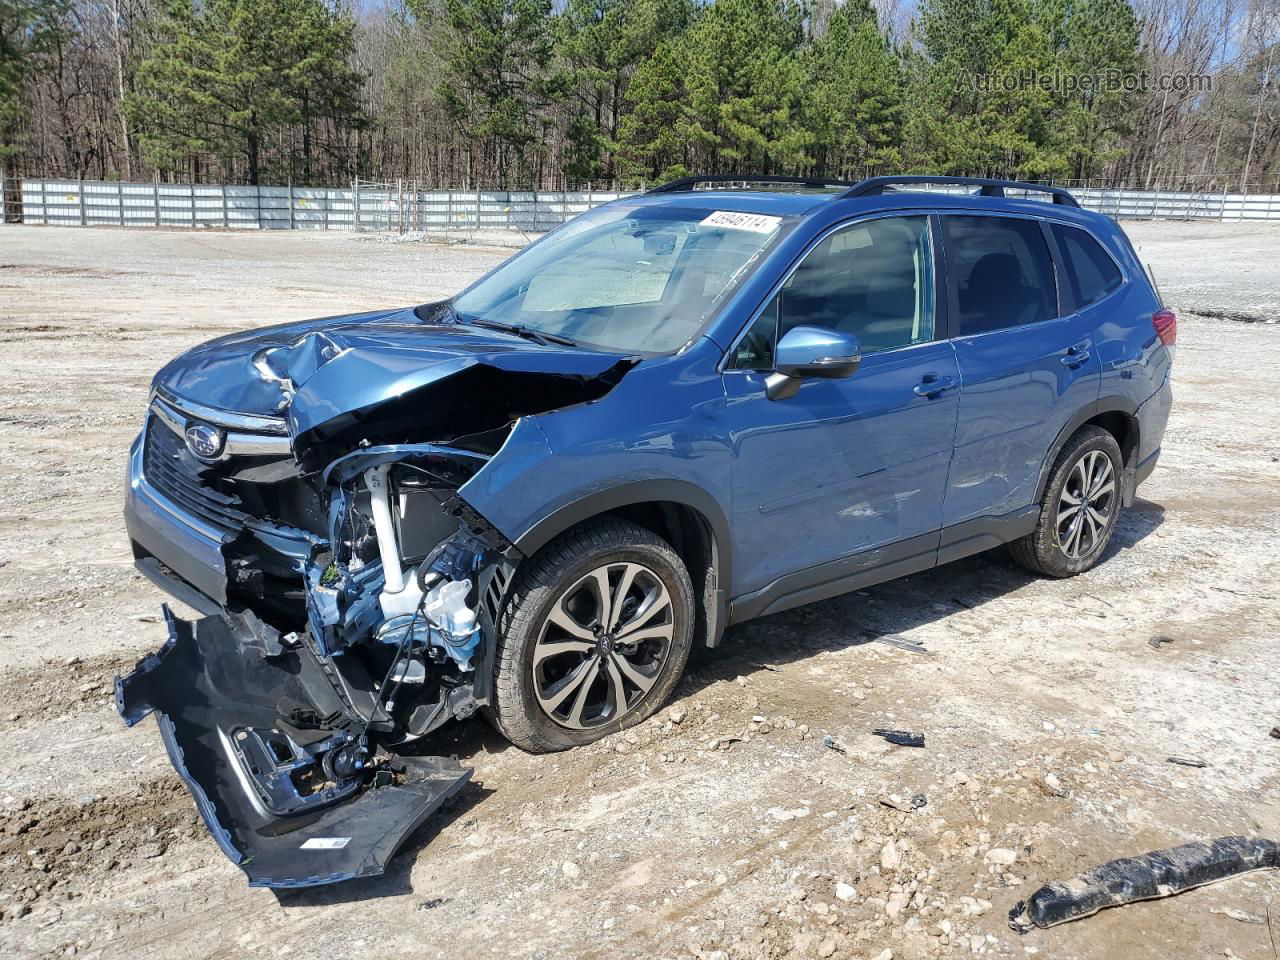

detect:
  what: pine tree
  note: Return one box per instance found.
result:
[805,0,904,177]
[128,0,364,183]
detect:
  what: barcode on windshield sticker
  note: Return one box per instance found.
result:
[300,837,351,850]
[700,211,782,234]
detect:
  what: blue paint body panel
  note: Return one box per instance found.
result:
[134,185,1173,621]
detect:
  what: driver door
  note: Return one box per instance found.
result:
[721,214,961,603]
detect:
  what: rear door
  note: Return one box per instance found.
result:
[940,213,1100,529]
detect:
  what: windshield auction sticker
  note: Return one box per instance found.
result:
[700,210,783,234]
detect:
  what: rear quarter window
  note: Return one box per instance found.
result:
[1052,224,1124,309]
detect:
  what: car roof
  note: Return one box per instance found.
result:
[628,187,1112,231]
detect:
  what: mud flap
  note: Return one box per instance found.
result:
[115,608,473,888]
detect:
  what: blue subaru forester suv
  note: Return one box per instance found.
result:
[118,175,1174,887]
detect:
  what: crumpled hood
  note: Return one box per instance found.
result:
[153,305,636,471]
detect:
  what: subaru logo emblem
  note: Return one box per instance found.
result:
[184,422,225,460]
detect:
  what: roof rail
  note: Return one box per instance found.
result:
[646,174,861,194]
[841,175,1079,207]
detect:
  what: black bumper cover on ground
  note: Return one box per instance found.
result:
[115,608,472,889]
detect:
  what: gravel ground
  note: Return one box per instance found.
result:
[0,220,1277,960]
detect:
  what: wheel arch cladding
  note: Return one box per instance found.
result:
[512,481,732,648]
[1035,398,1139,504]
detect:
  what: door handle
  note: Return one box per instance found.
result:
[1061,341,1092,368]
[913,375,958,398]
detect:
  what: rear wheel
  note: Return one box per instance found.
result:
[487,518,695,753]
[1010,426,1123,577]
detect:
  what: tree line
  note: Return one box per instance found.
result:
[2,0,1277,191]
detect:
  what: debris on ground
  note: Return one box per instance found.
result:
[822,735,851,755]
[1167,756,1209,768]
[880,794,928,813]
[1148,635,1176,649]
[872,728,925,748]
[1208,906,1267,924]
[1270,726,1279,740]
[1008,836,1280,931]
[869,633,934,656]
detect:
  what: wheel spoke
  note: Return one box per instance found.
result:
[602,654,628,718]
[607,563,642,631]
[565,658,601,727]
[1090,478,1115,502]
[617,580,671,639]
[1057,501,1082,521]
[1063,514,1084,557]
[587,567,614,632]
[537,656,597,714]
[534,638,594,664]
[546,604,596,642]
[611,650,658,695]
[618,623,674,645]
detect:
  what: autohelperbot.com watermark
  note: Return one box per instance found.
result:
[956,68,1213,95]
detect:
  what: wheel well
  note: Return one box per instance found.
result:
[597,501,723,648]
[1085,410,1139,467]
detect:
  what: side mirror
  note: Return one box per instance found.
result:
[767,326,862,400]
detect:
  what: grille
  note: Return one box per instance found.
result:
[143,415,249,534]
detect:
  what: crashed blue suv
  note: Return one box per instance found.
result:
[118,175,1174,887]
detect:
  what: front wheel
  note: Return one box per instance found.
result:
[1010,425,1123,577]
[487,518,695,753]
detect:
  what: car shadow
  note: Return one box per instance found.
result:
[274,497,1165,905]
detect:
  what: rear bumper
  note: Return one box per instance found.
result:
[116,608,472,888]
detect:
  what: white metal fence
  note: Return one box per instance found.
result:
[14,177,1280,230]
[14,179,632,232]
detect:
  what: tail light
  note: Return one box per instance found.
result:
[1152,309,1177,348]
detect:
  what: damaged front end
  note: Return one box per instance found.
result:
[119,309,634,887]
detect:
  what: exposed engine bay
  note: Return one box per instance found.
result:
[118,309,636,887]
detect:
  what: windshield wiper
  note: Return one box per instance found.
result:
[464,317,577,348]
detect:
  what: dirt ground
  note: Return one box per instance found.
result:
[0,220,1277,960]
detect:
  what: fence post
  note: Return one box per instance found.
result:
[288,182,295,230]
[475,186,481,231]
[323,189,329,231]
[1220,185,1228,222]
[40,178,47,224]
[221,183,228,228]
[352,179,360,231]
[153,175,160,227]
[188,183,195,229]
[79,179,86,226]
[118,181,125,227]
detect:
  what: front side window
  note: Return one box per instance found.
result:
[452,204,793,353]
[945,216,1058,335]
[1053,224,1123,309]
[731,215,935,368]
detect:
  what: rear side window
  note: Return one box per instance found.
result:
[945,216,1058,335]
[1053,224,1123,309]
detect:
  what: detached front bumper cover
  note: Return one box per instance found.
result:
[116,607,472,888]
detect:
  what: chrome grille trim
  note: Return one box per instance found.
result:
[152,388,290,436]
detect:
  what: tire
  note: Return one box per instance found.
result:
[1009,425,1124,578]
[487,518,695,753]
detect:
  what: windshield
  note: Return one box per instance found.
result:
[451,203,793,353]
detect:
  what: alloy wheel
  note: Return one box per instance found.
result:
[532,561,675,730]
[1055,449,1116,560]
